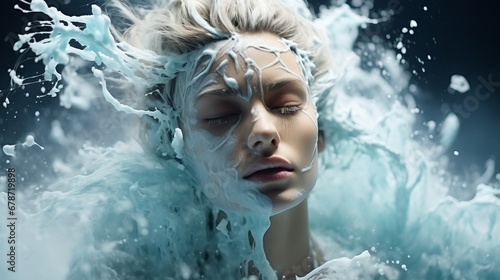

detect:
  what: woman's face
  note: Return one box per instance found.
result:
[178,32,322,215]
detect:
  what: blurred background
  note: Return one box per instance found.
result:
[1,0,499,180]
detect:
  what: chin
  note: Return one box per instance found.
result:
[268,188,309,215]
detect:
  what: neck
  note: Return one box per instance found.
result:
[264,199,313,279]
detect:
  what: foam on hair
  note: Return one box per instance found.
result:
[110,0,331,77]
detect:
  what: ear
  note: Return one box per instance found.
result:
[317,130,325,153]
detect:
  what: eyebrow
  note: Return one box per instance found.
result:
[266,77,306,92]
[195,77,306,102]
[195,86,239,102]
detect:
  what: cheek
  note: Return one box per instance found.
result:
[182,126,242,190]
[279,105,319,177]
[295,111,320,192]
[184,129,235,167]
[283,109,318,152]
[182,129,272,212]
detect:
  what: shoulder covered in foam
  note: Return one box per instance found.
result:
[0,141,212,279]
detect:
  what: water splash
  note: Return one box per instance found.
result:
[1,0,499,279]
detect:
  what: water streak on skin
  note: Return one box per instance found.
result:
[191,49,218,85]
[216,60,239,90]
[227,49,240,73]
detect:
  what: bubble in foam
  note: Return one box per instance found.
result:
[427,120,436,132]
[408,84,417,93]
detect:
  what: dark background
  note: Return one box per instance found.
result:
[1,0,499,178]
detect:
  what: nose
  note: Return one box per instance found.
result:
[247,107,280,156]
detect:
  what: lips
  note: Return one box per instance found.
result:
[242,157,294,183]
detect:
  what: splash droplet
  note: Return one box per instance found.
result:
[2,145,16,157]
[448,74,470,93]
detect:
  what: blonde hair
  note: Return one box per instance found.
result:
[110,0,331,78]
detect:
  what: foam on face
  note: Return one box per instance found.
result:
[172,33,320,214]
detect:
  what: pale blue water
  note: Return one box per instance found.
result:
[1,0,499,279]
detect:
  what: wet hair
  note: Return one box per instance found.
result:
[111,0,331,77]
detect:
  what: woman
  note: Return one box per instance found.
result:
[2,0,500,279]
[116,0,333,277]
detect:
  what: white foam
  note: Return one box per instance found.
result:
[448,74,470,93]
[2,145,16,157]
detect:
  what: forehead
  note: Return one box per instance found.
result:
[223,32,301,73]
[199,33,304,92]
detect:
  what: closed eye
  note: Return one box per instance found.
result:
[205,113,240,127]
[272,105,302,115]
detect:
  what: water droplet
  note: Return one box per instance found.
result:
[409,84,417,93]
